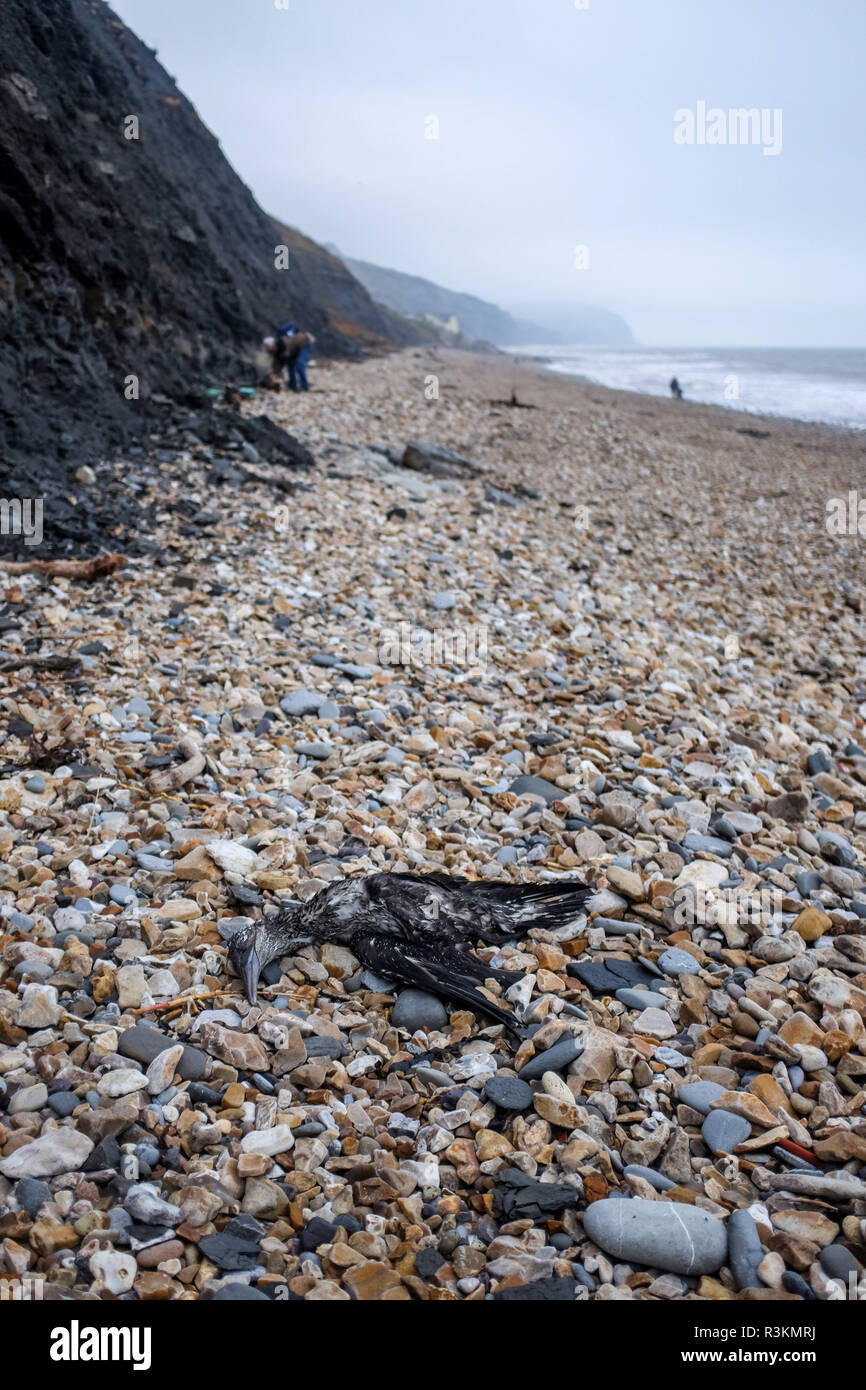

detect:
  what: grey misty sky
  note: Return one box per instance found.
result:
[111,0,865,347]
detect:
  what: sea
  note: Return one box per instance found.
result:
[505,345,866,431]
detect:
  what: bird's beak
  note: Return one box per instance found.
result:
[233,944,261,1005]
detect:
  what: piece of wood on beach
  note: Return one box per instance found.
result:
[0,552,128,581]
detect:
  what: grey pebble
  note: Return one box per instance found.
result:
[518,1035,583,1080]
[677,1080,726,1115]
[391,989,447,1031]
[702,1109,751,1155]
[658,948,701,977]
[623,1164,677,1192]
[583,1198,727,1276]
[280,690,325,717]
[484,1075,533,1110]
[615,988,668,1009]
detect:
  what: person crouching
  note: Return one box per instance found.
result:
[285,330,315,391]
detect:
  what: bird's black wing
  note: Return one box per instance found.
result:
[457,878,591,940]
[352,931,524,1037]
[368,872,590,944]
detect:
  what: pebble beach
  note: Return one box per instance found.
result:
[2,345,866,1303]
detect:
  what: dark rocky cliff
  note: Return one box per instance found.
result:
[0,0,425,481]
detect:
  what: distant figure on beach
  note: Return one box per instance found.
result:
[670,376,684,400]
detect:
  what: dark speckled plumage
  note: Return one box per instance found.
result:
[228,872,590,1033]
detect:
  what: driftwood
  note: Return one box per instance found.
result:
[0,654,80,673]
[401,441,480,478]
[0,552,127,580]
[132,990,227,1017]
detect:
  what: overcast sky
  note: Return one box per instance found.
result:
[112,0,865,346]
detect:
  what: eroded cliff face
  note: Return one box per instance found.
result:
[0,0,424,487]
[269,220,435,352]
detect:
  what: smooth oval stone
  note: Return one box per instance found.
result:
[820,1244,859,1281]
[593,917,641,936]
[583,1198,727,1275]
[615,988,668,1010]
[518,1035,583,1081]
[683,832,733,858]
[507,775,562,804]
[135,853,173,873]
[187,1083,223,1106]
[110,885,137,906]
[623,1165,677,1192]
[677,1080,726,1115]
[728,1209,765,1290]
[118,1025,208,1080]
[47,1091,81,1117]
[391,990,447,1031]
[295,741,333,760]
[280,690,325,717]
[13,960,54,982]
[485,1075,533,1111]
[702,1110,751,1155]
[657,948,701,977]
[412,1066,453,1089]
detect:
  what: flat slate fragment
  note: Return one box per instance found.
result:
[493,1168,583,1221]
[568,958,659,994]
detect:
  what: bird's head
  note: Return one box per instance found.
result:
[226,911,311,1005]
